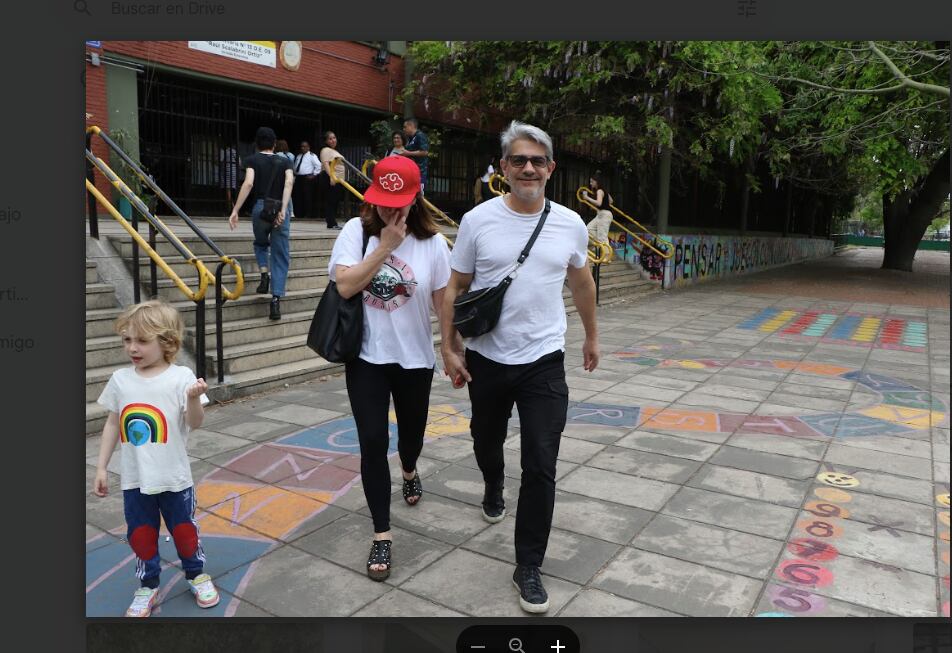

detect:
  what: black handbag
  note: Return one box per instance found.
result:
[307,229,370,362]
[452,199,550,338]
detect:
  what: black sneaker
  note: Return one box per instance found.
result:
[269,296,281,320]
[256,271,270,294]
[481,482,505,523]
[512,565,549,614]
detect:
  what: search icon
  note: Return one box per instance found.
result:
[508,638,525,653]
[75,0,92,15]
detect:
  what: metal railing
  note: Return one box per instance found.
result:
[85,126,244,383]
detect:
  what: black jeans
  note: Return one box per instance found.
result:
[318,173,343,227]
[293,175,316,217]
[345,357,435,534]
[465,349,569,567]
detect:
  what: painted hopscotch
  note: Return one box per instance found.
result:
[86,403,471,616]
[738,307,928,352]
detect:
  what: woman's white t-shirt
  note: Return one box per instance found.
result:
[328,217,451,369]
[451,196,588,365]
[97,364,209,495]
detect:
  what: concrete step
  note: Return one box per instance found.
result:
[113,233,343,259]
[189,310,315,349]
[86,283,118,310]
[207,357,344,404]
[86,307,124,338]
[86,402,109,437]
[86,334,126,369]
[152,269,328,302]
[86,262,98,284]
[135,250,334,277]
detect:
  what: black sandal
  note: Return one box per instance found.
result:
[402,472,423,506]
[367,539,392,581]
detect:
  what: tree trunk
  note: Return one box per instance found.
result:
[881,149,950,271]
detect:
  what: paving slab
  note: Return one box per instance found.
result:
[591,547,762,616]
[687,465,811,508]
[550,490,654,544]
[464,517,621,585]
[631,514,784,578]
[824,442,934,478]
[709,446,820,480]
[613,430,721,462]
[399,549,580,617]
[558,588,681,616]
[586,446,702,484]
[558,466,680,512]
[662,486,798,539]
[725,433,829,461]
[352,589,465,617]
[754,582,892,617]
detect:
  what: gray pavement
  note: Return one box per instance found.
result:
[86,249,951,618]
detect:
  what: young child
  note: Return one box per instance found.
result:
[92,300,219,618]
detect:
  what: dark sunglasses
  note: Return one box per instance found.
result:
[505,154,550,168]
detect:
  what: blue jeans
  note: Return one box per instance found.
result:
[123,486,205,585]
[251,198,291,297]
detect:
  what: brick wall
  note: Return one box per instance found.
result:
[84,46,113,202]
[102,41,406,116]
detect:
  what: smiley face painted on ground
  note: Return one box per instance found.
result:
[817,472,860,488]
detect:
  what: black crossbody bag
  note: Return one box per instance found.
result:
[307,229,371,362]
[452,199,550,338]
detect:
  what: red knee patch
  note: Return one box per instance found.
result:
[172,523,199,558]
[129,525,159,560]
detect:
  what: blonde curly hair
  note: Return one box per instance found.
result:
[114,300,184,363]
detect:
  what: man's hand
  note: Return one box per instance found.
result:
[441,348,472,389]
[93,468,109,497]
[582,337,600,372]
[187,378,208,398]
[275,209,286,227]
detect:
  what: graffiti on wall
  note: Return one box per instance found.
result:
[664,235,832,288]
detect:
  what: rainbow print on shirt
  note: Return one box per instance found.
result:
[119,403,169,446]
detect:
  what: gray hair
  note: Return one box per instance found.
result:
[500,120,553,161]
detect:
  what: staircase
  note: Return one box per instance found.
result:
[85,223,661,435]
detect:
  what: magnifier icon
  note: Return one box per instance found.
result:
[74,0,92,15]
[508,638,525,653]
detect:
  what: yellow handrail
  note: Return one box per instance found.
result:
[86,127,244,299]
[577,186,673,259]
[489,173,508,196]
[336,158,455,247]
[86,179,210,302]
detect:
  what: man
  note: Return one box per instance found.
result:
[228,127,295,321]
[401,118,429,194]
[292,141,320,218]
[441,121,600,614]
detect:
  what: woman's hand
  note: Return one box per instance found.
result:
[379,209,408,253]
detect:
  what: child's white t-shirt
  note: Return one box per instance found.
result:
[451,196,589,365]
[328,217,452,369]
[97,364,209,495]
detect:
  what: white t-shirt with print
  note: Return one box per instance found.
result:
[451,195,588,365]
[328,216,452,369]
[97,364,209,495]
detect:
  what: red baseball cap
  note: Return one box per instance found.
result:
[363,156,421,208]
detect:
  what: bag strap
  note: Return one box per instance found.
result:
[264,154,284,199]
[504,199,550,281]
[361,229,370,257]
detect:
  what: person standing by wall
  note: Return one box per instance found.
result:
[581,171,613,247]
[292,141,320,218]
[401,118,430,194]
[319,131,346,229]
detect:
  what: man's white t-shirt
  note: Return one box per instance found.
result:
[97,364,209,495]
[451,196,588,365]
[329,217,452,369]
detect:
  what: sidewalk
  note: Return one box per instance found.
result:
[85,248,950,617]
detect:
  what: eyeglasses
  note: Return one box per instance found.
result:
[506,154,550,168]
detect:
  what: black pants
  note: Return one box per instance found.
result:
[318,173,343,227]
[465,349,569,567]
[292,175,316,218]
[345,357,435,534]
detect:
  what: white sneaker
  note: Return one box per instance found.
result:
[125,587,159,617]
[188,573,220,608]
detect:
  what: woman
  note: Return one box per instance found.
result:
[385,131,406,157]
[327,155,451,582]
[479,156,497,203]
[318,130,346,229]
[581,171,613,245]
[274,139,295,219]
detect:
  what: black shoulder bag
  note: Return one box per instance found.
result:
[259,155,285,223]
[307,229,371,363]
[452,199,550,338]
